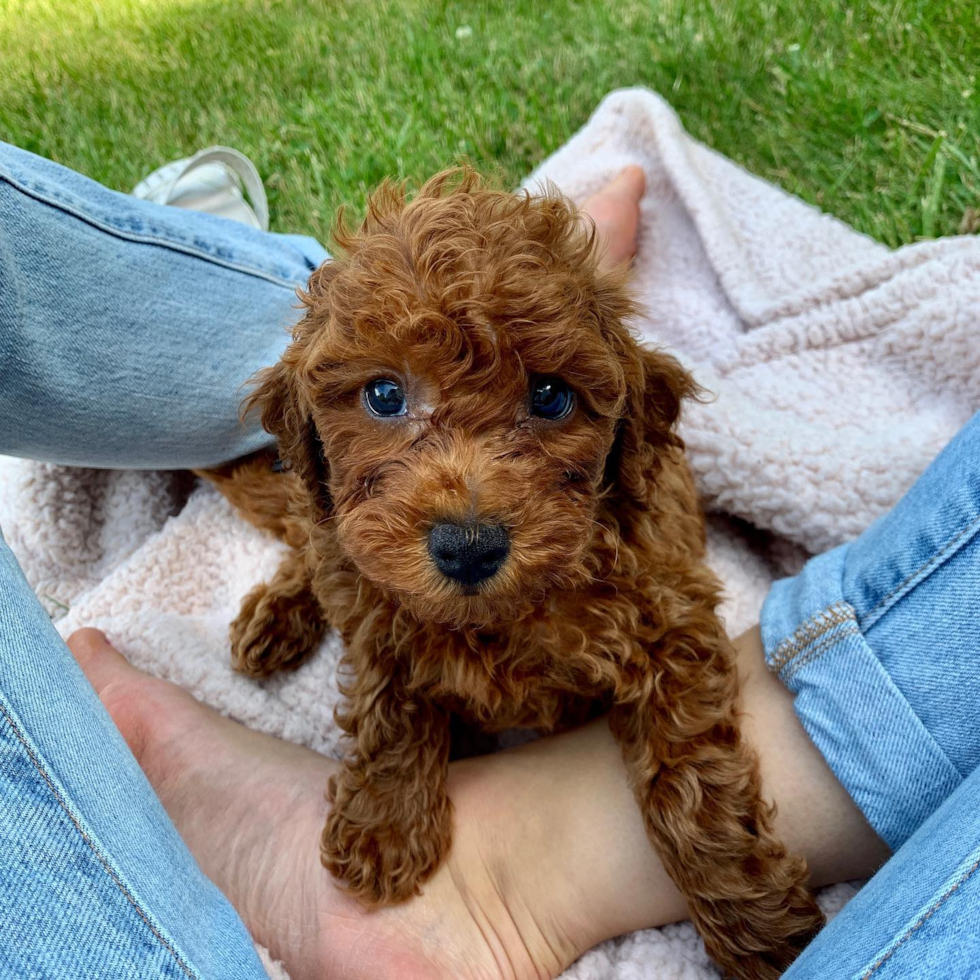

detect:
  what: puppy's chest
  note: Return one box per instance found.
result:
[427,594,649,729]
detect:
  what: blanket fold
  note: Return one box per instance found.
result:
[3,87,977,978]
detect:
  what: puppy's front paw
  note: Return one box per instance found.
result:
[320,789,450,907]
[230,581,321,678]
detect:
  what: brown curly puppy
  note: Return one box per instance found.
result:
[203,170,823,980]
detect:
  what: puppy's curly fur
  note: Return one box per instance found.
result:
[204,170,823,979]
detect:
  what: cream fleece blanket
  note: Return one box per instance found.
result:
[2,87,979,978]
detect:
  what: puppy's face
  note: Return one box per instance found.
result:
[253,172,693,628]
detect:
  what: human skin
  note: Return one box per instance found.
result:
[67,621,888,980]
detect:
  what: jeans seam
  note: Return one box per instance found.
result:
[860,856,980,978]
[861,511,980,628]
[767,600,857,674]
[0,699,199,980]
[779,624,862,683]
[0,169,304,291]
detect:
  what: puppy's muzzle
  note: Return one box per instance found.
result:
[428,521,509,587]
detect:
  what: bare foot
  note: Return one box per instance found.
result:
[66,629,579,980]
[65,624,887,980]
[579,165,646,271]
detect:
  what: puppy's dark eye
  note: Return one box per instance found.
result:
[364,379,407,417]
[530,376,574,420]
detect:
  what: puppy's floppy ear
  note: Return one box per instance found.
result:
[244,359,332,523]
[605,345,700,508]
[243,259,346,523]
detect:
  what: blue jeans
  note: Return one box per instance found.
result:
[764,414,980,978]
[0,142,326,977]
[0,141,977,976]
[0,140,326,468]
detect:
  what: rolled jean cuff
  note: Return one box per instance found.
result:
[761,545,961,852]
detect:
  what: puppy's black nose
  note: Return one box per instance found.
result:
[428,522,510,587]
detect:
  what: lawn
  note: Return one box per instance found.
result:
[1,0,978,247]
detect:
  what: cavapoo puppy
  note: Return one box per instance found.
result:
[203,170,823,980]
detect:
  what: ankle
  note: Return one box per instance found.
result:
[442,759,582,980]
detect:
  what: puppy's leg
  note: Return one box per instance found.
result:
[610,612,823,980]
[322,664,452,906]
[230,548,325,677]
[195,450,294,542]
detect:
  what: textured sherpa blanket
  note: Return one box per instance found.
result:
[2,87,979,978]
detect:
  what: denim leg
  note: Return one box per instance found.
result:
[0,141,328,468]
[0,535,270,978]
[762,412,980,972]
[763,411,980,850]
[784,764,980,980]
[0,145,330,975]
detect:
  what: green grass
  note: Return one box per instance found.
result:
[1,0,978,247]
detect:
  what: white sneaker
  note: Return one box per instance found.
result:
[132,146,270,231]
